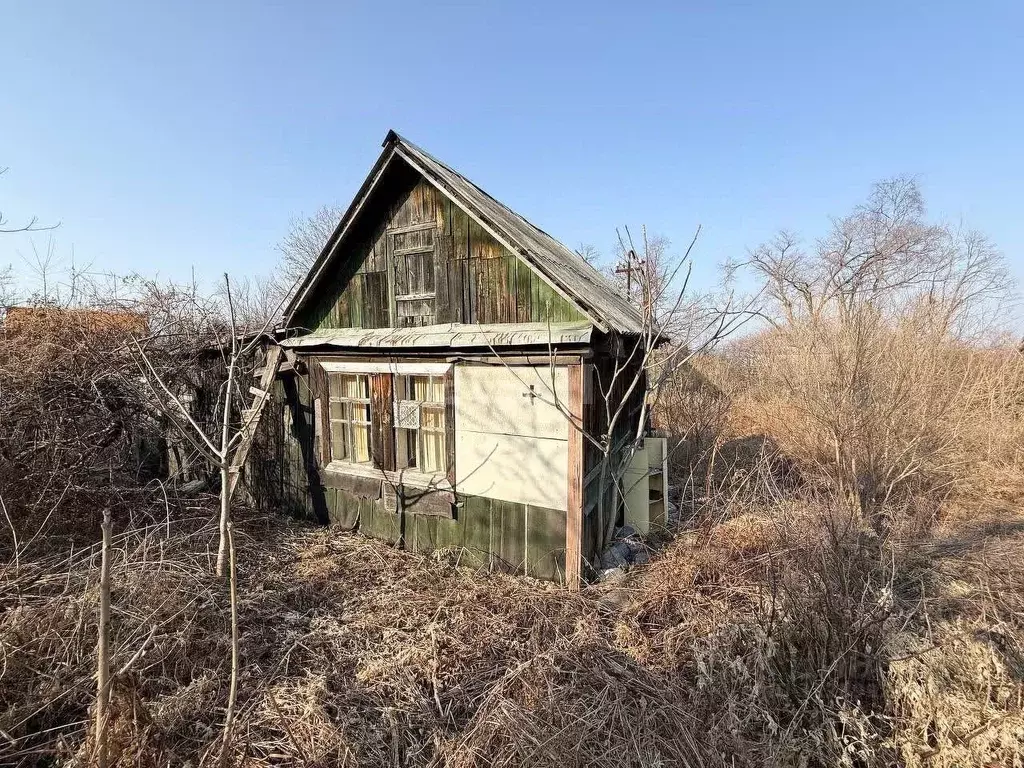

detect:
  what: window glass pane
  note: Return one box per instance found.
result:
[411,376,428,401]
[332,374,366,399]
[328,373,371,463]
[409,375,444,403]
[396,427,415,469]
[421,407,444,430]
[330,422,347,460]
[428,376,445,402]
[352,424,370,463]
[420,430,445,473]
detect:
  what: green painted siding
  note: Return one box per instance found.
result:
[407,493,566,581]
[250,377,571,582]
[322,487,566,582]
[295,174,584,332]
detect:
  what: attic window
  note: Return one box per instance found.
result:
[391,229,436,327]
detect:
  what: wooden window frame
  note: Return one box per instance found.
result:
[319,361,455,491]
[327,373,372,466]
[395,374,447,475]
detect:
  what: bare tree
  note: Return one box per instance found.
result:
[738,176,1011,337]
[0,265,13,306]
[607,228,708,337]
[575,243,603,267]
[593,226,753,547]
[272,204,343,301]
[734,176,1015,528]
[0,167,58,234]
[486,226,753,566]
[129,274,283,577]
[215,273,282,330]
[125,274,291,764]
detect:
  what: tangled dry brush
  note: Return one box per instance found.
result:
[4,475,1023,767]
[4,178,1024,766]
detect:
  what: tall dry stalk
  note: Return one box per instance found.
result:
[218,520,240,767]
[94,507,112,768]
[215,283,241,577]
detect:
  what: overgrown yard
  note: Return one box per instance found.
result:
[3,176,1024,766]
[3,484,1022,767]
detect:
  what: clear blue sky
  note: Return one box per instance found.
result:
[2,1,1022,305]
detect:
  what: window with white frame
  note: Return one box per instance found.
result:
[395,374,446,474]
[328,373,371,464]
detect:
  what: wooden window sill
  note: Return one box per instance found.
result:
[324,460,452,493]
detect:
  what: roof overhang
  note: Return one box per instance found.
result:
[278,321,594,351]
[283,130,647,336]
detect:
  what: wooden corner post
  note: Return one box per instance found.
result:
[565,363,585,590]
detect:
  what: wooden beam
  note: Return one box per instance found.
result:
[227,345,284,499]
[565,363,584,590]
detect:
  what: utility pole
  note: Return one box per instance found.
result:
[614,249,647,310]
[614,249,642,298]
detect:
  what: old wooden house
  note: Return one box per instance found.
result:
[254,131,666,584]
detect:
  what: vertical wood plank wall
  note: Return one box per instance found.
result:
[296,171,584,331]
[254,369,572,582]
[565,363,584,590]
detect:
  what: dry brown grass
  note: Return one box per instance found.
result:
[647,303,1024,766]
[3,196,1023,766]
[1,502,717,767]
[4,479,1020,767]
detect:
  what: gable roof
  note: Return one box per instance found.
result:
[284,131,644,335]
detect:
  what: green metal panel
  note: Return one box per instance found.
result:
[494,498,527,574]
[458,495,492,569]
[359,499,401,544]
[325,488,359,530]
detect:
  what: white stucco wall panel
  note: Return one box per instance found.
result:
[455,365,569,440]
[454,364,571,510]
[455,432,568,510]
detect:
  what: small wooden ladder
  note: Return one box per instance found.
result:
[226,345,284,500]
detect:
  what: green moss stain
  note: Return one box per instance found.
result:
[295,172,585,332]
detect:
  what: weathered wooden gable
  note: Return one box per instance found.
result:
[295,165,584,332]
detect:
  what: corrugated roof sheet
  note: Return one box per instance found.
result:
[285,131,645,336]
[279,322,594,350]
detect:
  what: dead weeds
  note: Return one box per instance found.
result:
[2,488,1022,767]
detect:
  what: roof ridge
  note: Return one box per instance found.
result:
[392,134,643,334]
[287,131,644,334]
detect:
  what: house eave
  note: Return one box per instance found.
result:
[282,143,401,326]
[279,321,595,351]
